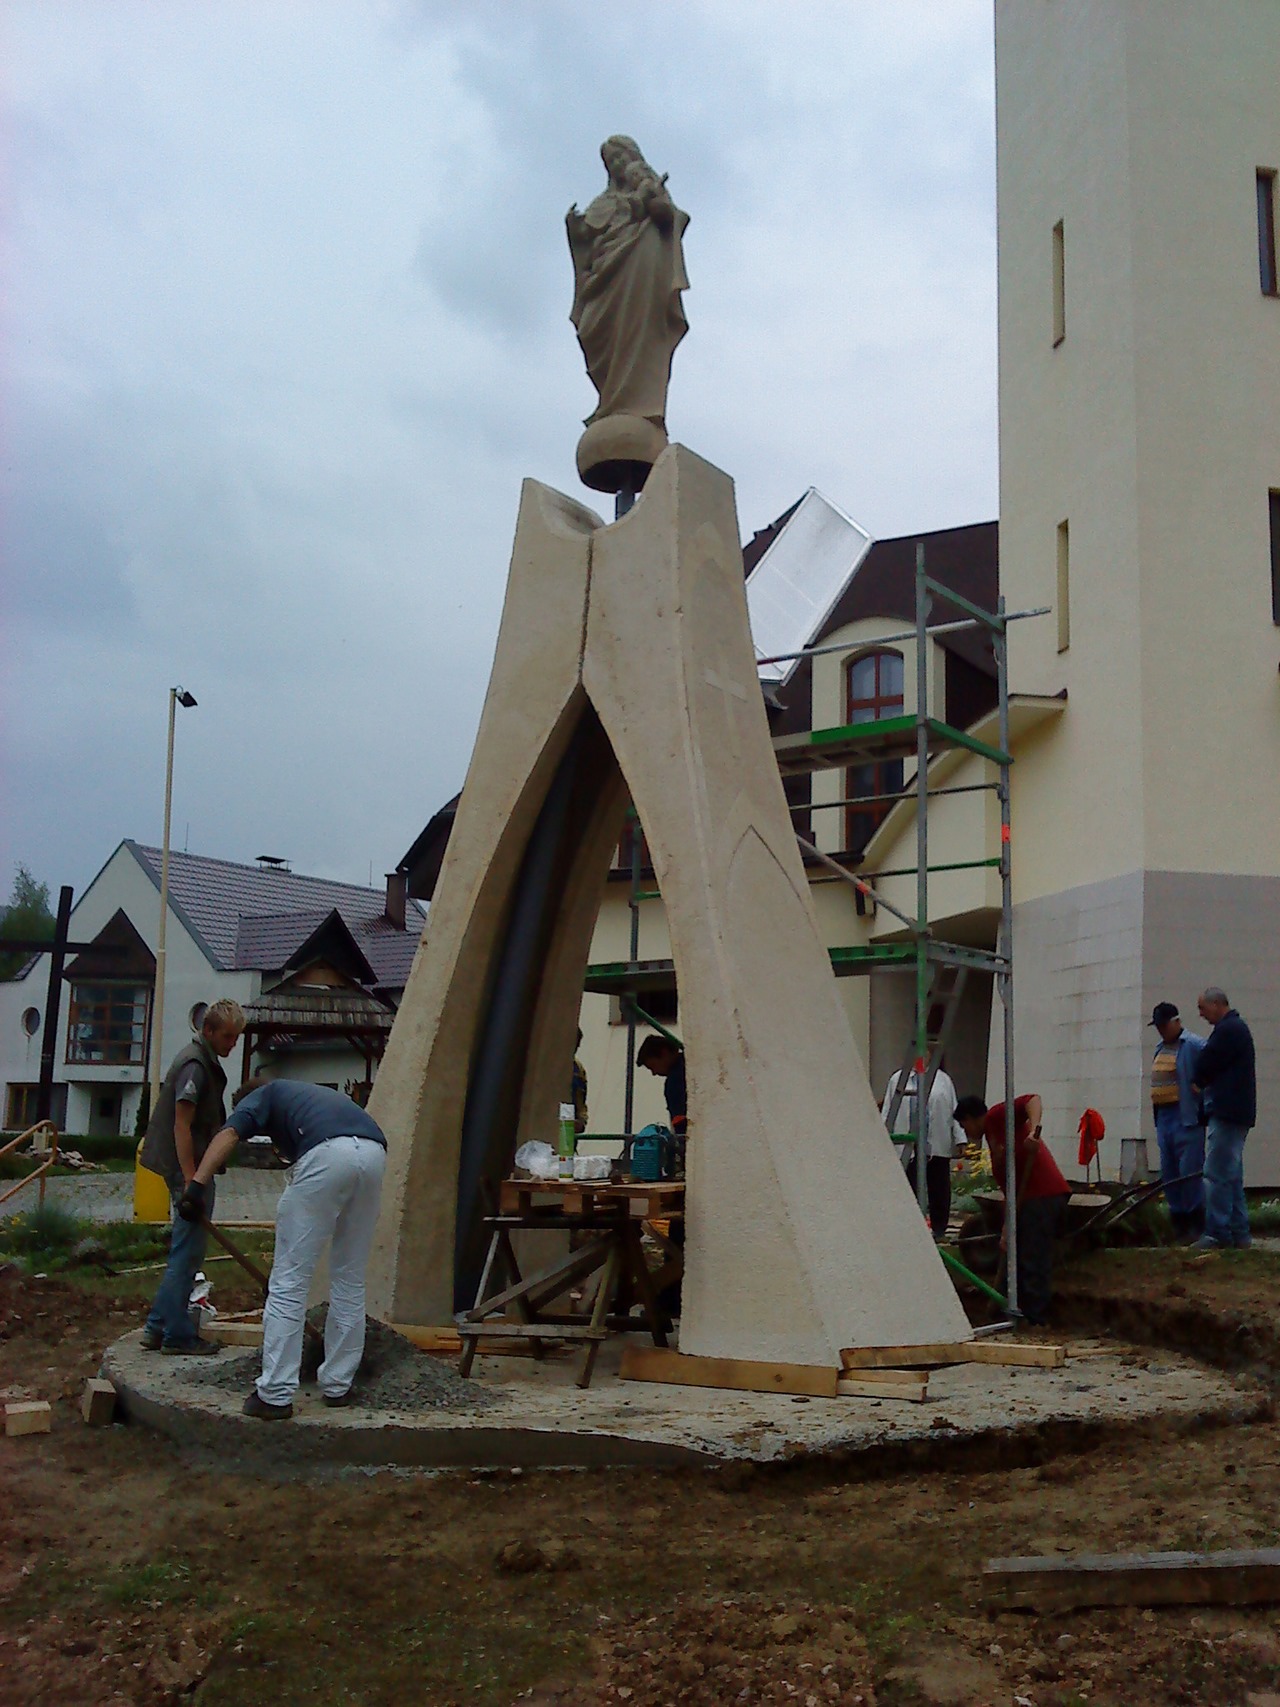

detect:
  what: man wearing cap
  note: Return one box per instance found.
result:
[1148,1002,1206,1243]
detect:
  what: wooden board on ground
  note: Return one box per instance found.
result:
[620,1345,839,1398]
[841,1341,1065,1372]
[5,1400,52,1437]
[205,1321,265,1346]
[81,1378,116,1426]
[837,1375,929,1403]
[389,1325,464,1355]
[986,1548,1280,1612]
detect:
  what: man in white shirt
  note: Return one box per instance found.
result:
[881,1058,960,1242]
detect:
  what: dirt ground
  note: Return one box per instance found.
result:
[3,1249,1280,1707]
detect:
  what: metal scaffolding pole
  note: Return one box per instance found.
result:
[622,808,641,1137]
[994,596,1019,1314]
[913,544,931,1219]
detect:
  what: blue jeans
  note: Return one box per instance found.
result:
[144,1180,215,1346]
[1155,1106,1205,1222]
[1203,1118,1250,1248]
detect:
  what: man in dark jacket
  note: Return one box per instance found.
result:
[139,999,245,1352]
[1191,987,1257,1251]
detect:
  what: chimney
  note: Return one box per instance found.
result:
[384,870,407,931]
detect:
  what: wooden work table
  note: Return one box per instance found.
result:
[459,1176,685,1389]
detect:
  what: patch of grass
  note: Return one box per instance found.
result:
[1249,1198,1280,1236]
[104,1559,196,1608]
[0,1205,171,1272]
[0,1200,83,1262]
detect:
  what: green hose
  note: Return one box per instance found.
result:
[939,1244,1008,1309]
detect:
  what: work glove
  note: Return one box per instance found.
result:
[178,1179,207,1223]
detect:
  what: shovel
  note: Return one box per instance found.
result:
[200,1215,323,1348]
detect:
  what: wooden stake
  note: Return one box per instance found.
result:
[837,1375,929,1403]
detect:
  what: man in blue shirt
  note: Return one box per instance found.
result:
[180,1077,388,1420]
[636,1035,687,1133]
[1191,987,1257,1252]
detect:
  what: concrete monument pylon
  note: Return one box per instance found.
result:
[365,442,971,1363]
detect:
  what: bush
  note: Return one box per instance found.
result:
[0,1204,169,1271]
[0,1201,83,1263]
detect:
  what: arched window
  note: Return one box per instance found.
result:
[844,648,904,851]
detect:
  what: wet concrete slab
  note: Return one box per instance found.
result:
[101,1329,1268,1475]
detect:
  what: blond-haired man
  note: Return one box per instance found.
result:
[140,999,245,1353]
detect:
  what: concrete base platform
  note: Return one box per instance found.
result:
[102,1330,1267,1474]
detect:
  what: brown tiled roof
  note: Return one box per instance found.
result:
[124,843,425,989]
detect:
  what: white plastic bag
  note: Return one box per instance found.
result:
[514,1141,559,1179]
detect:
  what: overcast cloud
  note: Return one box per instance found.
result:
[1,0,995,901]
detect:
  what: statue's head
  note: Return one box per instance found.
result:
[601,134,643,184]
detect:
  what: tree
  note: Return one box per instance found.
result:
[0,866,55,980]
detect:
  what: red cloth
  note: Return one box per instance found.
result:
[985,1095,1070,1201]
[1077,1107,1105,1167]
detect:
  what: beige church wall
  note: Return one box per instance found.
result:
[997,0,1280,898]
[996,0,1146,903]
[868,743,1001,933]
[1123,4,1280,878]
[1141,871,1280,1188]
[991,868,1280,1190]
[988,870,1147,1184]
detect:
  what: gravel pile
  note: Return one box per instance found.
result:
[200,1311,501,1413]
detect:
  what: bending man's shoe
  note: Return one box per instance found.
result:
[243,1390,293,1421]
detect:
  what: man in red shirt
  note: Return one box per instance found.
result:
[956,1093,1071,1325]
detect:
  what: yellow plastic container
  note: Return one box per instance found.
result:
[133,1139,171,1223]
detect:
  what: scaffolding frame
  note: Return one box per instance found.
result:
[586,543,1036,1315]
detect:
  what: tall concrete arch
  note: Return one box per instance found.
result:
[366,446,970,1363]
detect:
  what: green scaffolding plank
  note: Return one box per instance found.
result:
[773,713,1012,776]
[587,943,923,994]
[826,944,917,973]
[924,718,1013,767]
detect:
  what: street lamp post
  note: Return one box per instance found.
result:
[149,686,197,1115]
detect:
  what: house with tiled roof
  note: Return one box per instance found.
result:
[0,840,425,1137]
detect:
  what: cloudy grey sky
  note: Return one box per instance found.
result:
[2,0,995,902]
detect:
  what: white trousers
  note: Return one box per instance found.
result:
[257,1135,387,1406]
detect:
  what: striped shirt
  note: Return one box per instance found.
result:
[1151,1041,1180,1107]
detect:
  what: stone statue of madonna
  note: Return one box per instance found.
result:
[566,136,689,492]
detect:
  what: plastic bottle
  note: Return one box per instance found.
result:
[557,1102,576,1178]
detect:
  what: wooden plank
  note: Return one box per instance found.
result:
[81,1378,116,1427]
[841,1340,1065,1371]
[388,1325,464,1354]
[837,1366,930,1387]
[985,1549,1280,1613]
[458,1323,606,1340]
[837,1376,929,1404]
[5,1400,52,1437]
[962,1341,1065,1369]
[619,1346,839,1398]
[204,1321,265,1346]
